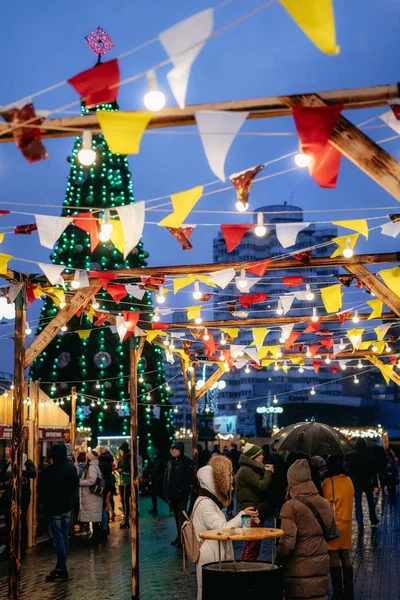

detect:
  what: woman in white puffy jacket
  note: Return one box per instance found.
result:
[192,455,258,600]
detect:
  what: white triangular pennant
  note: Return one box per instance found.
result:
[235,276,261,293]
[234,359,250,369]
[8,283,23,303]
[244,346,260,365]
[375,323,392,341]
[159,9,214,109]
[195,110,249,181]
[276,222,311,248]
[38,263,65,289]
[380,220,400,238]
[333,343,346,355]
[280,294,295,315]
[35,215,72,250]
[125,284,146,300]
[116,316,127,342]
[281,323,295,339]
[294,291,308,301]
[116,202,145,259]
[134,326,147,337]
[209,267,235,289]
[230,344,246,358]
[379,110,400,135]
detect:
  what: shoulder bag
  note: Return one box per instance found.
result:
[297,495,339,542]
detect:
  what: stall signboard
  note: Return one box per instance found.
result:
[0,424,29,440]
[39,427,70,442]
[214,416,238,435]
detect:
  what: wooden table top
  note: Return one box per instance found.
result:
[199,527,285,541]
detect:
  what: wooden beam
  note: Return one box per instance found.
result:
[189,367,198,473]
[367,355,400,386]
[24,280,101,368]
[196,368,226,403]
[345,264,400,317]
[0,83,398,143]
[279,93,400,201]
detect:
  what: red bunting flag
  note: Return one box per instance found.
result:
[303,319,321,334]
[308,345,321,359]
[141,276,165,286]
[26,283,37,307]
[313,360,323,374]
[203,332,219,357]
[107,284,128,302]
[230,165,264,210]
[122,311,140,331]
[292,250,312,265]
[197,293,213,303]
[282,276,304,288]
[319,338,334,350]
[221,224,253,253]
[337,309,351,325]
[151,322,170,330]
[68,59,120,107]
[94,311,110,326]
[73,213,100,252]
[1,103,48,163]
[328,365,340,375]
[0,210,10,216]
[14,223,37,235]
[292,105,343,188]
[238,293,268,308]
[389,103,400,120]
[246,258,272,277]
[356,280,363,289]
[166,226,194,250]
[284,331,301,350]
[334,274,355,288]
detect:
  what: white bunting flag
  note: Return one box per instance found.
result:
[125,284,146,300]
[333,343,346,355]
[235,276,261,293]
[280,294,295,315]
[153,406,161,419]
[209,267,235,289]
[234,359,250,370]
[116,316,127,342]
[8,283,23,303]
[195,110,249,181]
[116,202,145,259]
[379,110,400,135]
[35,215,72,250]
[78,270,90,289]
[281,323,295,339]
[38,263,65,289]
[134,326,147,337]
[276,222,311,248]
[244,346,260,365]
[294,291,308,301]
[159,9,214,109]
[171,332,185,338]
[0,297,15,320]
[381,220,400,238]
[374,323,392,341]
[230,344,246,358]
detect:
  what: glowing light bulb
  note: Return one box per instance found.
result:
[306,347,312,359]
[372,344,378,353]
[245,364,250,374]
[59,301,66,309]
[310,387,316,396]
[386,344,392,353]
[193,281,202,300]
[97,400,101,406]
[277,348,283,358]
[169,341,175,350]
[311,308,319,323]
[116,403,121,410]
[78,130,96,166]
[273,395,278,404]
[339,339,345,351]
[156,286,166,304]
[10,384,14,390]
[61,326,67,332]
[237,269,248,290]
[357,360,363,369]
[71,270,81,290]
[354,375,359,384]
[146,393,151,401]
[92,296,100,310]
[325,356,331,364]
[4,391,8,398]
[254,212,267,237]
[152,308,160,322]
[139,375,144,383]
[195,316,202,325]
[305,284,314,301]
[103,403,108,409]
[25,323,32,335]
[236,401,242,409]
[276,300,284,316]
[352,311,360,324]
[341,363,347,370]
[91,401,95,407]
[274,362,279,371]
[224,363,230,372]
[95,381,101,389]
[205,405,211,413]
[173,406,178,413]
[99,209,113,242]
[299,366,304,373]
[343,237,354,259]
[294,144,310,168]
[144,70,165,111]
[220,335,226,345]
[51,384,56,392]
[202,328,209,341]
[279,336,285,344]
[236,201,249,212]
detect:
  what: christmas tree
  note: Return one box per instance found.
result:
[29,101,175,458]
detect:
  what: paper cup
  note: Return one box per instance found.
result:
[241,515,252,529]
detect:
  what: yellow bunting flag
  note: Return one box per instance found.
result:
[368,355,400,386]
[330,233,359,258]
[174,275,195,294]
[320,284,343,313]
[251,328,269,349]
[196,275,216,288]
[97,111,153,154]
[290,357,304,365]
[359,341,372,351]
[0,254,12,274]
[158,186,203,228]
[372,341,385,354]
[145,330,166,344]
[174,349,190,369]
[187,305,201,321]
[34,286,65,307]
[261,359,274,367]
[347,328,364,349]
[332,219,369,239]
[0,234,4,244]
[85,305,96,323]
[367,299,383,320]
[374,323,392,342]
[220,328,239,341]
[110,219,125,254]
[76,330,91,339]
[259,345,281,359]
[378,267,400,297]
[280,0,339,55]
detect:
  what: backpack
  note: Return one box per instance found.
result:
[181,498,208,571]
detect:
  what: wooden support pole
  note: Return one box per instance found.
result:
[344,264,400,317]
[28,381,39,548]
[196,368,226,403]
[70,386,77,451]
[129,336,145,600]
[279,93,400,200]
[9,288,26,600]
[366,355,400,386]
[189,367,198,473]
[24,280,102,368]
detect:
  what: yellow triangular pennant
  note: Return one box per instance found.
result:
[173,275,196,294]
[359,341,372,351]
[280,0,339,55]
[187,305,201,320]
[374,323,392,342]
[251,328,269,348]
[174,349,190,369]
[0,254,12,274]
[110,219,125,254]
[220,328,239,341]
[378,267,400,298]
[158,186,203,228]
[34,286,65,307]
[75,329,91,339]
[320,284,343,313]
[97,110,153,154]
[0,234,4,244]
[145,330,166,344]
[86,305,96,323]
[368,355,400,386]
[347,328,364,349]
[332,219,369,239]
[290,357,304,365]
[367,299,383,320]
[330,233,359,258]
[261,359,274,367]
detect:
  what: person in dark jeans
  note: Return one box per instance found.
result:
[98,446,114,538]
[117,442,131,529]
[40,443,79,581]
[347,438,379,527]
[148,450,167,517]
[164,441,194,546]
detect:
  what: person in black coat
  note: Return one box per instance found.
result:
[372,439,387,495]
[40,444,79,581]
[98,446,114,537]
[148,449,167,516]
[197,444,211,469]
[347,438,379,527]
[164,441,194,546]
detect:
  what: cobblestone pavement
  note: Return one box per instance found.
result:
[0,493,398,599]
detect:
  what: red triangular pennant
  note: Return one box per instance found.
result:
[282,275,304,288]
[284,331,301,350]
[230,165,264,207]
[308,345,321,359]
[337,309,351,325]
[107,284,128,302]
[390,104,400,120]
[238,293,268,308]
[122,311,140,332]
[292,105,343,188]
[204,332,218,357]
[334,274,355,288]
[166,227,194,250]
[73,213,100,252]
[14,224,37,235]
[328,365,340,375]
[313,360,323,374]
[94,311,110,326]
[319,338,334,350]
[220,224,253,253]
[151,322,170,330]
[68,59,120,107]
[1,103,48,163]
[246,258,272,277]
[292,250,312,265]
[303,319,321,334]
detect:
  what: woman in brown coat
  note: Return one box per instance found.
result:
[276,459,335,600]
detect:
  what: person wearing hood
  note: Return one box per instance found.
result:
[164,441,194,546]
[79,450,103,542]
[116,441,131,529]
[346,438,379,527]
[40,443,79,582]
[235,441,274,561]
[192,455,258,600]
[276,459,335,600]
[311,456,328,483]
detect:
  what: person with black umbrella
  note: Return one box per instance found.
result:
[347,438,379,527]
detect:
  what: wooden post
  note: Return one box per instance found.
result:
[27,381,39,548]
[9,287,26,600]
[189,367,198,473]
[129,336,145,600]
[344,264,400,317]
[70,387,77,451]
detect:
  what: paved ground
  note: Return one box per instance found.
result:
[0,493,398,599]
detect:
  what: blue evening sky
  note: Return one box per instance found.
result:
[0,0,399,372]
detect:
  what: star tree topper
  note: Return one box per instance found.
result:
[85,26,114,59]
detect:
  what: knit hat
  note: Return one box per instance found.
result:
[287,459,311,487]
[87,450,99,462]
[311,455,326,470]
[241,440,262,460]
[171,441,185,454]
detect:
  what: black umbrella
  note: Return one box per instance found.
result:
[271,421,353,457]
